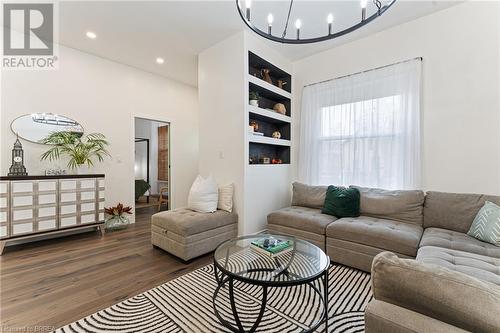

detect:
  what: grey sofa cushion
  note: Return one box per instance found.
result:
[267,206,336,235]
[420,227,500,258]
[417,246,500,286]
[326,216,423,256]
[151,208,238,236]
[352,186,425,225]
[291,182,327,209]
[371,252,500,333]
[423,191,500,233]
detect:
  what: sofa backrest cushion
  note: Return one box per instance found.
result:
[424,191,500,233]
[291,182,327,209]
[351,186,425,225]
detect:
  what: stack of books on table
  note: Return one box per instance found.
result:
[251,237,293,258]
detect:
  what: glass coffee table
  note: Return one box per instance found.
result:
[213,235,330,333]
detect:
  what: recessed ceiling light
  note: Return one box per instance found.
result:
[86,31,97,39]
[156,57,165,65]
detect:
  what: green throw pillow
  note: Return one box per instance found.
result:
[322,186,360,218]
[467,201,500,247]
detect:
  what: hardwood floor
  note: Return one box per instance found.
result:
[0,207,213,331]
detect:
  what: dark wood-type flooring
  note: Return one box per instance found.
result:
[0,207,213,331]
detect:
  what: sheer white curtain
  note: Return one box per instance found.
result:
[299,59,422,190]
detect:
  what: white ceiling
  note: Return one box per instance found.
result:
[58,1,459,86]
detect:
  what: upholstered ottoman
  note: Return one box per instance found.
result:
[151,208,238,261]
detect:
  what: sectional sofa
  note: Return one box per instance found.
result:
[267,182,500,332]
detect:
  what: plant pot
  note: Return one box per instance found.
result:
[74,165,91,175]
[249,99,259,107]
[105,215,129,231]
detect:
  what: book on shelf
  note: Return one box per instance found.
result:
[251,132,264,136]
[250,237,293,258]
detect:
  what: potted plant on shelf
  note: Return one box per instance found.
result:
[104,203,132,231]
[249,91,259,107]
[40,131,110,174]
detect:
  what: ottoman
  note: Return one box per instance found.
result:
[151,208,238,261]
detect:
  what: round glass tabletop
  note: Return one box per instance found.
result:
[214,234,329,286]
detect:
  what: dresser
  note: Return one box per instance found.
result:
[0,174,105,254]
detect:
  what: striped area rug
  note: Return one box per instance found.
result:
[55,264,372,333]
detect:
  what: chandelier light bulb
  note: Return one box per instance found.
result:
[295,19,302,40]
[361,0,367,20]
[267,13,274,25]
[327,13,333,35]
[267,13,274,34]
[327,13,334,24]
[245,0,251,20]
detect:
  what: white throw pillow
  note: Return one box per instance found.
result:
[218,184,234,212]
[187,175,218,213]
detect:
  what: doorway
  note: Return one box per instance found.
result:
[134,117,170,212]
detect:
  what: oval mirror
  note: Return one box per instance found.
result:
[11,113,84,144]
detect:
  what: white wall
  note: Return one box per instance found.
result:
[1,45,199,220]
[293,1,500,195]
[198,32,246,232]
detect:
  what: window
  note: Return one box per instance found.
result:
[299,59,421,189]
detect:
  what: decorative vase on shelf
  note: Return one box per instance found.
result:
[249,99,259,107]
[273,103,286,115]
[250,120,259,132]
[260,68,273,85]
[277,80,288,90]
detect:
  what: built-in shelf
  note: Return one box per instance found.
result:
[247,105,291,124]
[248,75,291,100]
[247,50,291,166]
[248,134,291,147]
[248,51,291,93]
[249,142,290,165]
[249,82,290,117]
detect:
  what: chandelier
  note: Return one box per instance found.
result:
[236,0,397,44]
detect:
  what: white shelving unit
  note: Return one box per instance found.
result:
[247,104,291,124]
[248,134,291,147]
[247,74,292,99]
[247,51,292,166]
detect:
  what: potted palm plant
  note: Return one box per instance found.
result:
[104,203,132,230]
[40,131,110,174]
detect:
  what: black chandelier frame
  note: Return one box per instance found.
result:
[236,0,397,44]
